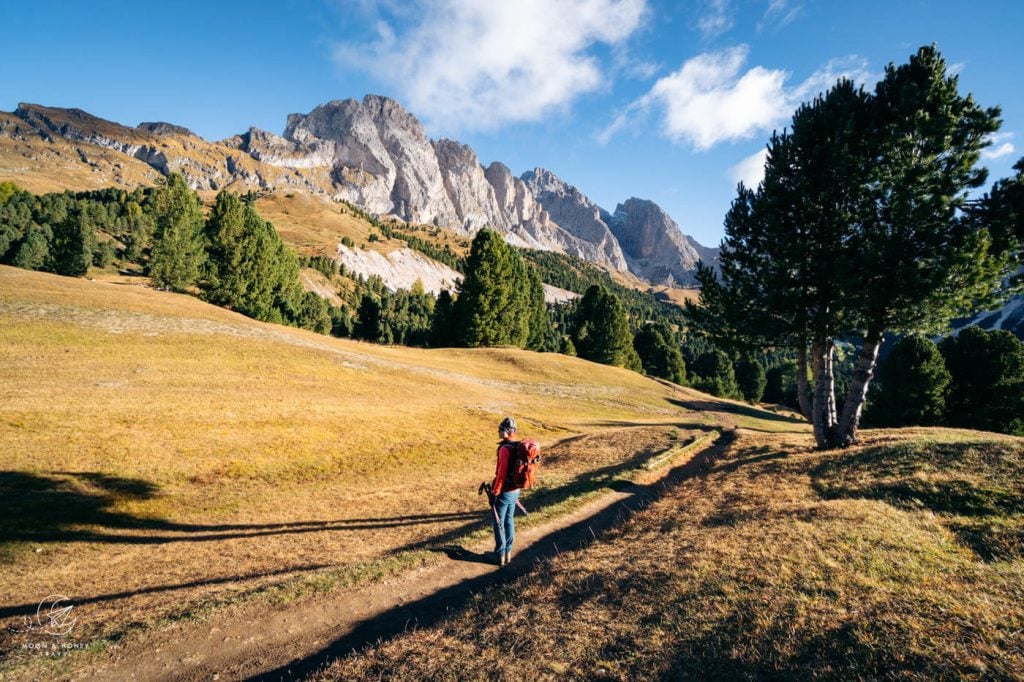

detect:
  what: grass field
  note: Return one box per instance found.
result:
[0,265,729,666]
[327,427,1024,680]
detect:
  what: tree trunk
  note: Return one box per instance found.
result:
[810,337,838,448]
[835,326,884,447]
[796,344,812,420]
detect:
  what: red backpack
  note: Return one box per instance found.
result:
[502,439,541,490]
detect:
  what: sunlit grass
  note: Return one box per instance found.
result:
[0,265,717,653]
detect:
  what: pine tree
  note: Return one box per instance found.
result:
[49,202,97,276]
[526,266,550,351]
[634,323,687,384]
[735,356,767,403]
[203,191,248,305]
[867,336,950,427]
[940,327,1024,435]
[454,229,515,347]
[357,294,384,342]
[149,174,206,291]
[431,289,456,347]
[12,225,49,270]
[689,46,1014,448]
[692,349,738,398]
[573,285,635,367]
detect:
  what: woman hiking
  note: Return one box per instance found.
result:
[491,416,522,567]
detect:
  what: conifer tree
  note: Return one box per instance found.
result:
[735,356,767,403]
[690,46,1015,448]
[940,327,1024,435]
[867,335,950,427]
[49,202,97,276]
[149,174,206,291]
[573,285,636,367]
[454,229,515,347]
[526,267,551,351]
[431,289,456,347]
[692,349,739,398]
[634,323,686,384]
[12,225,49,270]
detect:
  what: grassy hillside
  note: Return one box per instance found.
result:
[0,265,720,655]
[328,427,1024,680]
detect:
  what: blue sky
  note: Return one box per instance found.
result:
[1,1,1021,247]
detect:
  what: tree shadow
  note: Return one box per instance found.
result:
[810,443,1024,517]
[0,471,489,547]
[809,440,1024,561]
[668,397,806,425]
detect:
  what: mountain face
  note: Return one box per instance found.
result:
[0,96,718,285]
[953,293,1024,340]
[521,168,629,271]
[605,198,709,286]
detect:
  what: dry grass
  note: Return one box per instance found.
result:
[649,285,701,308]
[327,427,1024,680]
[254,192,378,257]
[0,265,716,657]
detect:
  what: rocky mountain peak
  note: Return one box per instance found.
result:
[607,198,706,286]
[137,121,195,137]
[522,167,628,271]
[0,97,717,287]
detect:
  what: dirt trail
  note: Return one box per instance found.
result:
[70,433,726,682]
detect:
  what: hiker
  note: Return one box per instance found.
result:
[491,416,522,567]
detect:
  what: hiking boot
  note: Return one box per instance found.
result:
[502,552,511,566]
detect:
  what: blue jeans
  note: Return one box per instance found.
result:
[492,490,520,556]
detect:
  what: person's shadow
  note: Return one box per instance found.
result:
[439,545,494,564]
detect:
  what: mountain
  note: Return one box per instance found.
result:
[521,168,629,271]
[606,198,712,287]
[0,96,717,285]
[953,293,1024,340]
[521,168,721,285]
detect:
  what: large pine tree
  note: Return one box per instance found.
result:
[573,285,637,368]
[451,228,548,349]
[149,173,206,292]
[690,46,1016,448]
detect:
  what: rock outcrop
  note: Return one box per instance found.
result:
[522,168,629,271]
[607,198,709,286]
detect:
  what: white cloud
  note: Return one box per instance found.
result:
[788,55,874,103]
[698,0,734,38]
[982,132,1015,161]
[730,147,769,188]
[645,46,789,149]
[333,0,648,133]
[758,0,802,31]
[603,46,876,150]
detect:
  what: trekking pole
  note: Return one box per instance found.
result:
[515,498,529,516]
[479,482,505,548]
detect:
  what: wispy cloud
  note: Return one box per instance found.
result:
[758,0,802,31]
[333,0,648,133]
[730,147,769,188]
[697,0,734,38]
[601,46,876,150]
[982,132,1016,160]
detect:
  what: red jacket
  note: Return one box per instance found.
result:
[491,441,517,495]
